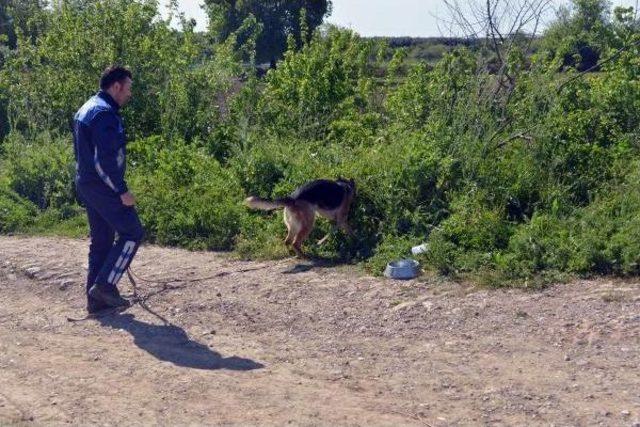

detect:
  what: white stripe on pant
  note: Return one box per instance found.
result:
[107,240,136,285]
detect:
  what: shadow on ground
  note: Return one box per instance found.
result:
[281,256,345,274]
[98,313,264,371]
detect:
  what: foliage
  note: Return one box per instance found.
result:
[1,0,240,140]
[0,186,37,232]
[2,0,640,286]
[0,132,75,210]
[541,0,617,71]
[127,137,245,250]
[204,0,331,63]
[257,27,380,142]
[0,0,48,50]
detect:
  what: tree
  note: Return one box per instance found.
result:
[203,0,332,64]
[1,0,241,139]
[0,0,46,138]
[541,0,615,71]
[0,0,48,49]
[0,0,19,50]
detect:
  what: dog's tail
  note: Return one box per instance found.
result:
[245,196,295,211]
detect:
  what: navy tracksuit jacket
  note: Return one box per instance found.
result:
[72,91,143,298]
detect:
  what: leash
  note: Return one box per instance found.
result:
[65,268,186,324]
[66,268,211,324]
[66,264,269,323]
[125,268,174,325]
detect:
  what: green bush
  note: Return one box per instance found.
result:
[235,214,291,260]
[258,27,377,141]
[0,186,37,232]
[128,138,245,250]
[26,206,88,238]
[1,132,75,210]
[569,162,640,275]
[495,213,573,279]
[424,191,513,274]
[2,0,640,286]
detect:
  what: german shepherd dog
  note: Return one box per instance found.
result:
[245,178,356,257]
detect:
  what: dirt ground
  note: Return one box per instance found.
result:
[0,235,639,426]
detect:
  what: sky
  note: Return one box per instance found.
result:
[168,0,639,36]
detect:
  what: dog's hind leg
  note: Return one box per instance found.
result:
[293,228,312,257]
[316,233,331,246]
[285,232,294,246]
[283,207,296,246]
[315,209,339,245]
[336,208,353,236]
[292,204,315,257]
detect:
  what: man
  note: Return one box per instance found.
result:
[72,66,144,314]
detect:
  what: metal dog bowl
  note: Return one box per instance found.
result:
[384,259,420,280]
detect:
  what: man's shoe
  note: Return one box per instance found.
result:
[87,296,111,314]
[88,284,131,309]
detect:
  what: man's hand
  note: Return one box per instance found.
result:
[120,191,136,207]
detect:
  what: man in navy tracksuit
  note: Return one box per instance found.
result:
[72,66,144,313]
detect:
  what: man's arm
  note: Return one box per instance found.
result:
[92,111,129,196]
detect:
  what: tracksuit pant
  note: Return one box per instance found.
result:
[76,182,144,300]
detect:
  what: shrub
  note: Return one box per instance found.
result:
[1,132,75,210]
[128,138,245,250]
[0,186,37,232]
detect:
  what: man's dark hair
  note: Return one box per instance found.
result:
[100,66,132,90]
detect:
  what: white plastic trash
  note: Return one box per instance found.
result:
[411,243,429,255]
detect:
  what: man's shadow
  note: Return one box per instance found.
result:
[98,313,264,371]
